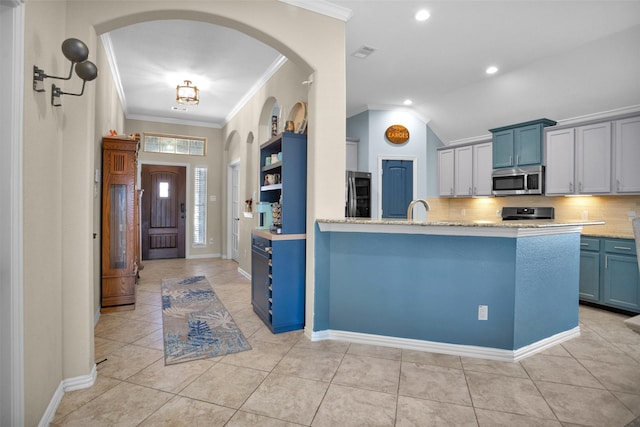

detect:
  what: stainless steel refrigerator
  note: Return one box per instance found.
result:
[345,171,371,218]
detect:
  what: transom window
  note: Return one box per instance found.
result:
[143,133,206,156]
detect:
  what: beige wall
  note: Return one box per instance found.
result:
[125,120,224,258]
[22,1,345,424]
[223,59,311,274]
[23,2,66,425]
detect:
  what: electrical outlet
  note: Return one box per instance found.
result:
[581,210,588,220]
[461,208,466,217]
[478,305,488,320]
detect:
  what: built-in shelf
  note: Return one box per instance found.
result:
[261,161,282,172]
[261,183,283,191]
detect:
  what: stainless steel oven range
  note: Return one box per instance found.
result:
[501,206,554,221]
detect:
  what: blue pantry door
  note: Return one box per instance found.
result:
[382,159,413,218]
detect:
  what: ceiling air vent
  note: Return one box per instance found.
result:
[352,45,376,59]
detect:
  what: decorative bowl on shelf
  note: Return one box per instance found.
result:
[288,101,307,134]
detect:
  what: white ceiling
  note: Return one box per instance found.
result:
[103,0,640,143]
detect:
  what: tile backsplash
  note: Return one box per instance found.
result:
[427,195,640,239]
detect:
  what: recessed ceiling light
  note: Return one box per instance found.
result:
[486,66,499,75]
[403,99,413,106]
[415,9,430,21]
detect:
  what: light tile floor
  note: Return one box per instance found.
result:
[52,258,640,426]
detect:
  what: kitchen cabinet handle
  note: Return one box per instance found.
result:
[579,182,583,192]
[509,155,512,165]
[469,187,472,195]
[605,255,608,269]
[613,246,632,251]
[473,186,477,195]
[580,243,589,246]
[569,182,573,192]
[516,155,520,165]
[617,179,621,191]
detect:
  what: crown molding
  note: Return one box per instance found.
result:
[347,104,431,125]
[99,34,128,114]
[126,113,222,129]
[278,0,353,21]
[225,55,288,124]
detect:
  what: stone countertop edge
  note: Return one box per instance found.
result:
[316,219,606,238]
[316,218,605,228]
[252,229,306,241]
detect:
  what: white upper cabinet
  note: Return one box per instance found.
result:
[576,122,611,194]
[438,142,492,197]
[614,116,640,193]
[438,149,454,196]
[473,142,493,196]
[545,128,575,194]
[454,145,473,196]
[545,122,611,195]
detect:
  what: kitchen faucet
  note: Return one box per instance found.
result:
[407,199,431,220]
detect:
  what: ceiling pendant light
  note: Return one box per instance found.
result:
[176,80,199,105]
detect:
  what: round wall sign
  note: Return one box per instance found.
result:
[385,124,410,144]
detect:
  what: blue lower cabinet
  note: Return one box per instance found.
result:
[251,233,306,333]
[579,250,600,302]
[580,237,639,313]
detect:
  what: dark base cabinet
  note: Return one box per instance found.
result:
[251,232,306,333]
[580,236,639,313]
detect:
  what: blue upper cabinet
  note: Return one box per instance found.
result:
[492,129,514,168]
[490,119,557,169]
[260,132,307,235]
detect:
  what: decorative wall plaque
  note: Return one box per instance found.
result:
[385,124,410,144]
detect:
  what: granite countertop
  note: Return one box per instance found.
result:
[581,231,635,240]
[316,218,606,238]
[317,218,605,228]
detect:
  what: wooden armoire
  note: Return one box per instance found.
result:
[101,134,141,312]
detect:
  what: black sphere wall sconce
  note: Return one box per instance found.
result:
[33,38,98,107]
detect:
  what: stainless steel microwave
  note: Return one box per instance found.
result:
[492,165,544,196]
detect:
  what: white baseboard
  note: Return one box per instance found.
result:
[237,267,250,280]
[63,364,97,392]
[512,327,580,361]
[188,253,221,259]
[38,364,97,427]
[307,327,580,362]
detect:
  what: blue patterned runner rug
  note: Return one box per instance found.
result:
[161,276,251,365]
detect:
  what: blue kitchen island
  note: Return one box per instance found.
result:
[313,219,604,361]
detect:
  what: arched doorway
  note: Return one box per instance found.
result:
[20,5,347,423]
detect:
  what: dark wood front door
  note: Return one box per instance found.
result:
[141,165,186,260]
